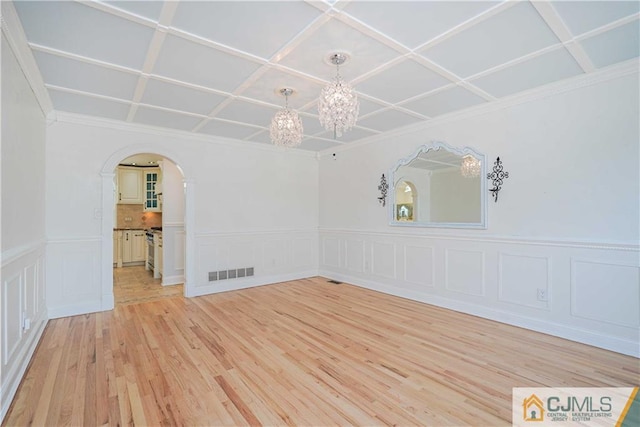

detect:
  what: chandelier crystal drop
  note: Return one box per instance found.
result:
[318,53,359,139]
[270,88,303,148]
[461,155,481,178]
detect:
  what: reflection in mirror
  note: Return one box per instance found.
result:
[395,181,416,221]
[389,141,487,229]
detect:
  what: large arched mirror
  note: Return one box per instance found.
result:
[389,141,487,229]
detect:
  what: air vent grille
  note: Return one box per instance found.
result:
[208,267,254,282]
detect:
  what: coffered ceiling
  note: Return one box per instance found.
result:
[9,0,640,151]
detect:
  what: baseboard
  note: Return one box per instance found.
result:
[186,269,319,298]
[162,274,184,286]
[0,315,48,423]
[320,270,640,358]
[101,292,114,311]
[48,300,103,319]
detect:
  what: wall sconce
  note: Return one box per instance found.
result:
[487,157,509,202]
[378,174,388,206]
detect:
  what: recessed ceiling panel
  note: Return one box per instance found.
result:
[357,97,387,117]
[216,100,279,127]
[300,114,326,136]
[580,21,640,69]
[240,68,324,109]
[343,1,498,48]
[49,90,130,121]
[552,1,640,36]
[421,1,560,78]
[401,86,487,117]
[133,106,204,131]
[152,34,263,92]
[278,18,401,81]
[198,119,263,140]
[317,127,379,142]
[245,131,272,145]
[471,48,584,98]
[103,1,164,21]
[357,109,424,132]
[356,59,451,103]
[33,51,138,100]
[141,79,227,115]
[171,1,322,59]
[11,0,636,151]
[14,1,154,70]
[299,138,343,151]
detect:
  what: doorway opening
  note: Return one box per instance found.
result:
[111,153,186,306]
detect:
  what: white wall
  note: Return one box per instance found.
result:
[319,71,640,356]
[45,117,319,316]
[159,159,185,285]
[1,34,48,421]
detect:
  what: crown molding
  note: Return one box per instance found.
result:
[319,59,640,158]
[53,111,318,158]
[1,1,53,116]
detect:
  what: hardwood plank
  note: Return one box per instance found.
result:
[3,277,638,426]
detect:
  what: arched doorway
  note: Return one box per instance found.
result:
[395,180,417,222]
[100,145,195,311]
[112,154,183,304]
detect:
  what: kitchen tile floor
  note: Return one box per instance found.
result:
[113,265,183,305]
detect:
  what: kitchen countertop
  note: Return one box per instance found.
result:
[113,228,145,231]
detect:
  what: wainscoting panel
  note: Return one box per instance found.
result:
[571,258,640,327]
[24,263,37,322]
[323,237,340,268]
[161,224,185,286]
[403,245,435,287]
[371,241,396,279]
[445,249,485,296]
[47,238,102,318]
[192,229,318,296]
[346,239,365,273]
[2,272,22,364]
[229,241,256,270]
[318,229,639,357]
[174,230,185,270]
[263,239,287,273]
[293,238,314,269]
[498,253,550,310]
[1,242,47,422]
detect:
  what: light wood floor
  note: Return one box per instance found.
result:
[4,277,638,426]
[113,265,183,305]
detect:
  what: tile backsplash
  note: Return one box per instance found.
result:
[116,204,162,229]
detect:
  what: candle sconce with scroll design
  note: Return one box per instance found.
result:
[377,174,388,207]
[487,157,509,202]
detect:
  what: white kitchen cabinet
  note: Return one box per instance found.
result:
[132,230,145,262]
[113,230,121,267]
[121,229,145,264]
[117,167,144,204]
[157,233,163,277]
[144,169,162,212]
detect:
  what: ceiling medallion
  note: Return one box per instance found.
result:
[318,53,360,139]
[270,88,303,148]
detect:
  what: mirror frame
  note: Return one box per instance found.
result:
[389,141,488,229]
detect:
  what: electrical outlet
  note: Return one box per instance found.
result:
[537,288,547,302]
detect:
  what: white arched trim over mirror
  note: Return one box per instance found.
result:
[389,141,488,229]
[100,144,196,311]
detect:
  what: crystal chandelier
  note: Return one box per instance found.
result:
[270,88,303,148]
[318,53,359,139]
[461,155,481,178]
